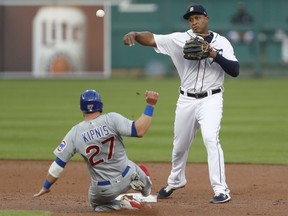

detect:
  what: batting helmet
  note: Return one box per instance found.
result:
[80,89,103,113]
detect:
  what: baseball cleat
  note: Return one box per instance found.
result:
[157,185,175,198]
[157,184,185,199]
[120,195,142,210]
[209,193,231,204]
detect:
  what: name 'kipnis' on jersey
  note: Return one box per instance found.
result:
[82,125,109,143]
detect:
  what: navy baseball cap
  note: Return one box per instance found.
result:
[183,4,208,19]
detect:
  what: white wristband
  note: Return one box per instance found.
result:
[48,161,64,178]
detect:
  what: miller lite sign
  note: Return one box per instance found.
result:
[32,7,87,77]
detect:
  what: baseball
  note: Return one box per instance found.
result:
[96,9,105,18]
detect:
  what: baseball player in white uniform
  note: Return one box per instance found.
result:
[123,4,239,203]
[34,89,159,211]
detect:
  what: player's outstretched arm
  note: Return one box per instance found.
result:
[123,31,156,47]
[134,91,159,137]
[33,158,66,197]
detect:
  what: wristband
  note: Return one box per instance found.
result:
[144,105,154,117]
[43,179,53,189]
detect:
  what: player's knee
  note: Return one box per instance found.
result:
[172,150,185,159]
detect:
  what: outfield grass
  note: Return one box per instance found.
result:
[0,77,287,164]
[0,210,50,216]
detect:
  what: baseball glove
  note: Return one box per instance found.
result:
[183,37,212,60]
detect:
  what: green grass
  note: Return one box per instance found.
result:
[0,77,287,164]
[0,210,50,216]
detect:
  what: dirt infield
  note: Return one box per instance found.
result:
[0,161,287,216]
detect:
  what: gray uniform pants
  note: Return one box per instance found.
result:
[88,160,152,211]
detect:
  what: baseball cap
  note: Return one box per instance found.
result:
[183,4,208,20]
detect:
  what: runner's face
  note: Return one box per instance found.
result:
[188,14,209,34]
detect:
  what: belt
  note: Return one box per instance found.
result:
[97,166,130,186]
[180,88,222,99]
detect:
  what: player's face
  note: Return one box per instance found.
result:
[188,14,209,34]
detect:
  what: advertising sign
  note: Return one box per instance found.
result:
[0,1,111,78]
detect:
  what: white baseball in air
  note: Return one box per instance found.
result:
[96,9,105,17]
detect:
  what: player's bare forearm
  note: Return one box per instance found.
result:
[123,31,156,47]
[135,115,152,137]
[135,91,159,137]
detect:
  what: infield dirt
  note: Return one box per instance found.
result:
[0,161,287,216]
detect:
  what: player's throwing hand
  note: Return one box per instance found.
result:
[123,32,136,46]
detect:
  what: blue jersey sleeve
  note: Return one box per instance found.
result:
[214,53,240,77]
[131,122,138,137]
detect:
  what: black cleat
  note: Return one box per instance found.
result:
[209,193,231,204]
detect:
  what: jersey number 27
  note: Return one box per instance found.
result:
[85,136,115,166]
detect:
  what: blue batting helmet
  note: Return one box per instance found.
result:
[80,89,103,113]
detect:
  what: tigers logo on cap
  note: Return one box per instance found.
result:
[183,4,208,19]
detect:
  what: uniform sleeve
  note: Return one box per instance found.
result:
[53,127,77,163]
[220,37,238,61]
[153,33,181,56]
[213,35,239,77]
[106,112,133,137]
